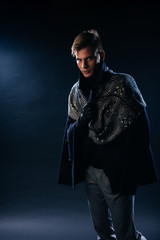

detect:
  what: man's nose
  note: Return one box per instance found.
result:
[81,60,88,69]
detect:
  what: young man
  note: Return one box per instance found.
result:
[58,30,158,240]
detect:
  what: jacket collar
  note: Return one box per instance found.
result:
[78,61,108,98]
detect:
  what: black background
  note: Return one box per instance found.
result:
[0,1,160,239]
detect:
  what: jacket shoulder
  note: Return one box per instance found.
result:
[104,69,146,108]
[107,70,139,93]
[68,81,81,120]
[107,69,135,85]
[69,81,79,97]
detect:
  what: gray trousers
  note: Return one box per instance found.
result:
[85,166,146,240]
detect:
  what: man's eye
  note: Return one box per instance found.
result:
[77,59,81,63]
[87,57,94,61]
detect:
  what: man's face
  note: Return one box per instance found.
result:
[75,46,103,78]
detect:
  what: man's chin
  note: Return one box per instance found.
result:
[82,72,93,78]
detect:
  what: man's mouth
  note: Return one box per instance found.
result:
[83,70,90,74]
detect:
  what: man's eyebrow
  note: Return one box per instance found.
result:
[76,55,94,60]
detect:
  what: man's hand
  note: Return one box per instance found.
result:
[79,102,93,126]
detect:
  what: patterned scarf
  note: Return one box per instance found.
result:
[68,65,146,145]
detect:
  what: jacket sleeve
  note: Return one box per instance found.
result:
[58,116,72,186]
[122,108,158,188]
[58,115,89,187]
[67,116,89,162]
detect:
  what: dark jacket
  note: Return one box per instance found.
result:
[58,67,158,195]
[58,110,158,195]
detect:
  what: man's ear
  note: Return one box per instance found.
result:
[100,50,105,61]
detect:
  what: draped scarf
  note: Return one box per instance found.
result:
[68,65,146,145]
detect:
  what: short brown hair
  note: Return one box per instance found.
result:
[71,29,103,57]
